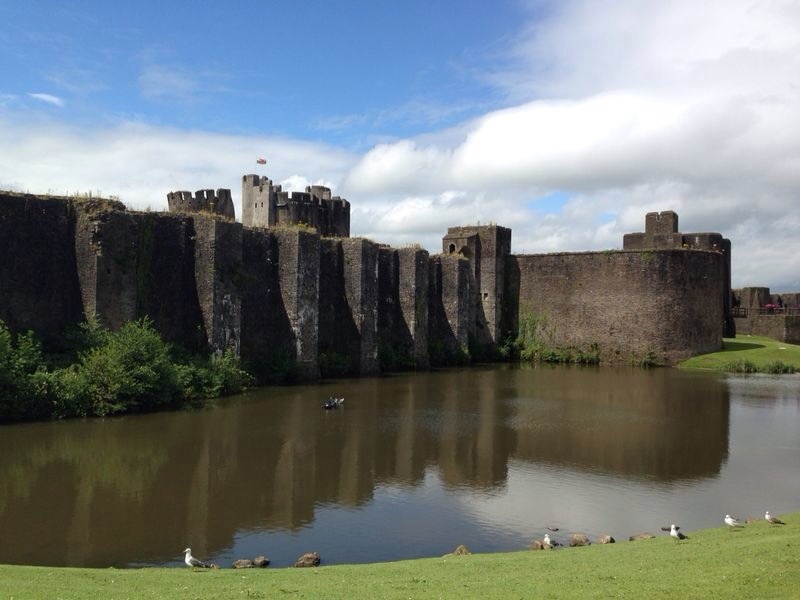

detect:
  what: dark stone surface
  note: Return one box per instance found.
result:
[506,250,725,365]
[569,533,591,547]
[0,194,84,349]
[0,194,731,379]
[293,551,320,567]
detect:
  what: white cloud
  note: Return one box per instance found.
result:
[340,0,800,290]
[28,93,64,107]
[2,0,799,292]
[0,119,356,218]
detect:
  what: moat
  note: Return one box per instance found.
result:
[1,364,798,568]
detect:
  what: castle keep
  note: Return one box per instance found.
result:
[241,175,349,236]
[0,180,732,379]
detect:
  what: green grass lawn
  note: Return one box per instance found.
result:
[679,335,800,372]
[2,512,798,599]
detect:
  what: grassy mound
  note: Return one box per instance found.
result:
[2,512,798,599]
[680,335,800,373]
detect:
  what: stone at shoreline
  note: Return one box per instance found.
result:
[294,552,321,567]
[530,539,544,550]
[597,535,615,544]
[232,559,254,569]
[233,556,271,569]
[253,556,270,567]
[629,532,655,541]
[569,533,591,547]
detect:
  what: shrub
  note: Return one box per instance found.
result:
[724,359,758,373]
[77,318,181,416]
[764,361,795,374]
[0,324,52,421]
[0,317,253,422]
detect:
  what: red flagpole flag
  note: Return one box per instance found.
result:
[256,157,267,165]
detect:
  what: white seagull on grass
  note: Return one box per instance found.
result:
[669,524,688,541]
[543,533,561,549]
[765,511,786,526]
[724,515,744,531]
[184,547,213,568]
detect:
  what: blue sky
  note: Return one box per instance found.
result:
[2,0,799,290]
[1,1,521,143]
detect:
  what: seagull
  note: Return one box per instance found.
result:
[724,514,744,531]
[543,533,561,549]
[183,547,213,568]
[669,524,688,541]
[765,511,786,526]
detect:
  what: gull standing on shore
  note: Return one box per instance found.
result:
[765,511,786,525]
[724,515,744,531]
[184,547,213,568]
[669,524,688,541]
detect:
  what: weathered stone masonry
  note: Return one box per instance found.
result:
[0,187,730,374]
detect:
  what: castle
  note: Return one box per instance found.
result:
[240,175,350,236]
[0,177,734,381]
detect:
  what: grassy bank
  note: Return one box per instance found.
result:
[2,512,798,599]
[679,335,800,372]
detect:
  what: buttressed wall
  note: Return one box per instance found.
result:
[0,183,728,375]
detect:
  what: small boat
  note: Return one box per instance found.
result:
[323,397,344,410]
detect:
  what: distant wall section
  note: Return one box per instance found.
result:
[506,250,726,365]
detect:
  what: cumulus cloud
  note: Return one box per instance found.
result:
[341,0,800,290]
[0,119,356,218]
[2,0,799,291]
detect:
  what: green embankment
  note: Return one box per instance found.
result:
[2,513,798,599]
[680,335,800,372]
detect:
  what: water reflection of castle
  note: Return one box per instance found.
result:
[0,368,729,567]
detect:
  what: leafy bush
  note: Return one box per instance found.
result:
[77,318,181,416]
[0,317,251,422]
[724,359,758,373]
[763,361,795,374]
[0,324,51,421]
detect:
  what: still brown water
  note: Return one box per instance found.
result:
[1,364,798,568]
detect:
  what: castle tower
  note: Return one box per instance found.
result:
[623,211,734,337]
[167,189,235,220]
[242,175,350,236]
[242,174,281,229]
[442,225,512,350]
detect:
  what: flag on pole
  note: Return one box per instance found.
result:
[256,157,267,165]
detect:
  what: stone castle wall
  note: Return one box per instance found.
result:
[0,191,730,375]
[731,286,800,343]
[0,194,84,348]
[506,250,726,364]
[240,175,350,237]
[167,189,235,220]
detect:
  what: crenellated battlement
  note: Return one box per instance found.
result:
[241,174,350,236]
[167,188,235,220]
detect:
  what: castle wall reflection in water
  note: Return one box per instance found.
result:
[1,365,797,568]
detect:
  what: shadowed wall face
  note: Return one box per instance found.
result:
[0,194,84,348]
[274,229,321,379]
[428,255,473,364]
[193,218,243,356]
[342,239,380,375]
